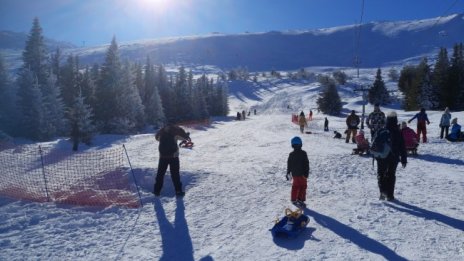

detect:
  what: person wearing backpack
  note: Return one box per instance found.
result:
[366,103,386,138]
[286,136,310,208]
[439,107,451,139]
[345,110,360,143]
[408,108,430,143]
[373,111,407,201]
[154,121,191,197]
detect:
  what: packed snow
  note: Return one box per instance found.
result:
[1,67,463,260]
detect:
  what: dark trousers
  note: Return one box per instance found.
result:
[440,126,449,139]
[376,155,398,199]
[154,157,182,194]
[417,123,427,143]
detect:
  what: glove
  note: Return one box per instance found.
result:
[401,162,407,168]
[286,173,290,181]
[408,120,411,124]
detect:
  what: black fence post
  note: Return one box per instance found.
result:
[38,146,50,202]
[123,144,143,207]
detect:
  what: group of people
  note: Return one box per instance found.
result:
[236,109,257,121]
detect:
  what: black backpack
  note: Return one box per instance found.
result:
[158,131,178,155]
[370,129,391,159]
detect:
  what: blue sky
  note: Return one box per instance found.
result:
[1,0,463,47]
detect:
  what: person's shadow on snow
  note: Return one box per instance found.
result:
[304,209,408,261]
[153,198,194,261]
[385,201,464,231]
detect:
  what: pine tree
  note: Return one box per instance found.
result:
[0,54,17,136]
[368,68,390,105]
[416,58,438,109]
[16,68,46,140]
[60,55,80,108]
[41,73,67,138]
[448,43,464,110]
[316,77,342,115]
[398,65,420,110]
[143,59,164,126]
[95,36,123,132]
[50,47,61,85]
[80,66,97,112]
[68,92,95,151]
[432,48,450,109]
[22,17,49,87]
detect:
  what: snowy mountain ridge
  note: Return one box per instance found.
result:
[2,13,464,72]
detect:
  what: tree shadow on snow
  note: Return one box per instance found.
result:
[272,227,319,250]
[153,198,194,261]
[304,209,408,261]
[385,201,464,231]
[415,153,464,166]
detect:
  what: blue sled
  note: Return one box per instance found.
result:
[271,214,310,238]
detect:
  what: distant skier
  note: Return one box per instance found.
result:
[366,103,386,138]
[254,109,257,115]
[154,121,191,197]
[309,110,313,121]
[236,112,241,120]
[324,117,329,131]
[408,108,430,143]
[439,107,451,139]
[298,111,308,133]
[242,110,246,120]
[286,136,310,208]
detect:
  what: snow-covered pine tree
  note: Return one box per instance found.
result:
[143,59,164,127]
[368,68,390,105]
[60,55,80,108]
[68,91,95,151]
[41,73,67,139]
[316,76,342,115]
[0,54,17,136]
[22,17,49,87]
[80,66,97,113]
[50,47,61,86]
[449,43,464,110]
[16,68,46,140]
[95,36,123,133]
[112,60,145,133]
[174,66,193,121]
[417,58,439,110]
[432,48,450,109]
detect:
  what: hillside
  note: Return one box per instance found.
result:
[1,68,463,260]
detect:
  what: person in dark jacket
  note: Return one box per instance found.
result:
[376,111,407,201]
[345,110,360,143]
[154,122,191,197]
[324,117,329,131]
[408,108,430,143]
[286,136,310,206]
[366,103,386,138]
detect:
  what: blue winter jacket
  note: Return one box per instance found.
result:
[448,123,461,140]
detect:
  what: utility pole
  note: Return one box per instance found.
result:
[354,85,370,130]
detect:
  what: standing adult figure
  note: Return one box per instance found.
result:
[366,103,386,138]
[376,111,407,201]
[154,122,191,197]
[298,111,308,134]
[345,110,360,143]
[408,108,430,143]
[439,107,451,139]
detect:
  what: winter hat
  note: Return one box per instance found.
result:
[401,121,407,129]
[445,107,449,113]
[451,118,458,125]
[387,111,397,118]
[420,108,425,113]
[291,136,302,146]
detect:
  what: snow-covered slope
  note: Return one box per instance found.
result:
[1,68,463,260]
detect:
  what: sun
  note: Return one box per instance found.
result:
[138,0,171,11]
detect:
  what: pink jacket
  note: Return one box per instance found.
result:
[355,133,369,150]
[402,127,418,148]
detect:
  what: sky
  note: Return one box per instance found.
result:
[1,0,464,47]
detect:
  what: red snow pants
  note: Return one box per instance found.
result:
[291,176,307,202]
[417,122,427,143]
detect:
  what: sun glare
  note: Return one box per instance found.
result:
[138,0,171,12]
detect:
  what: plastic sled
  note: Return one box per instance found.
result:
[271,208,310,238]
